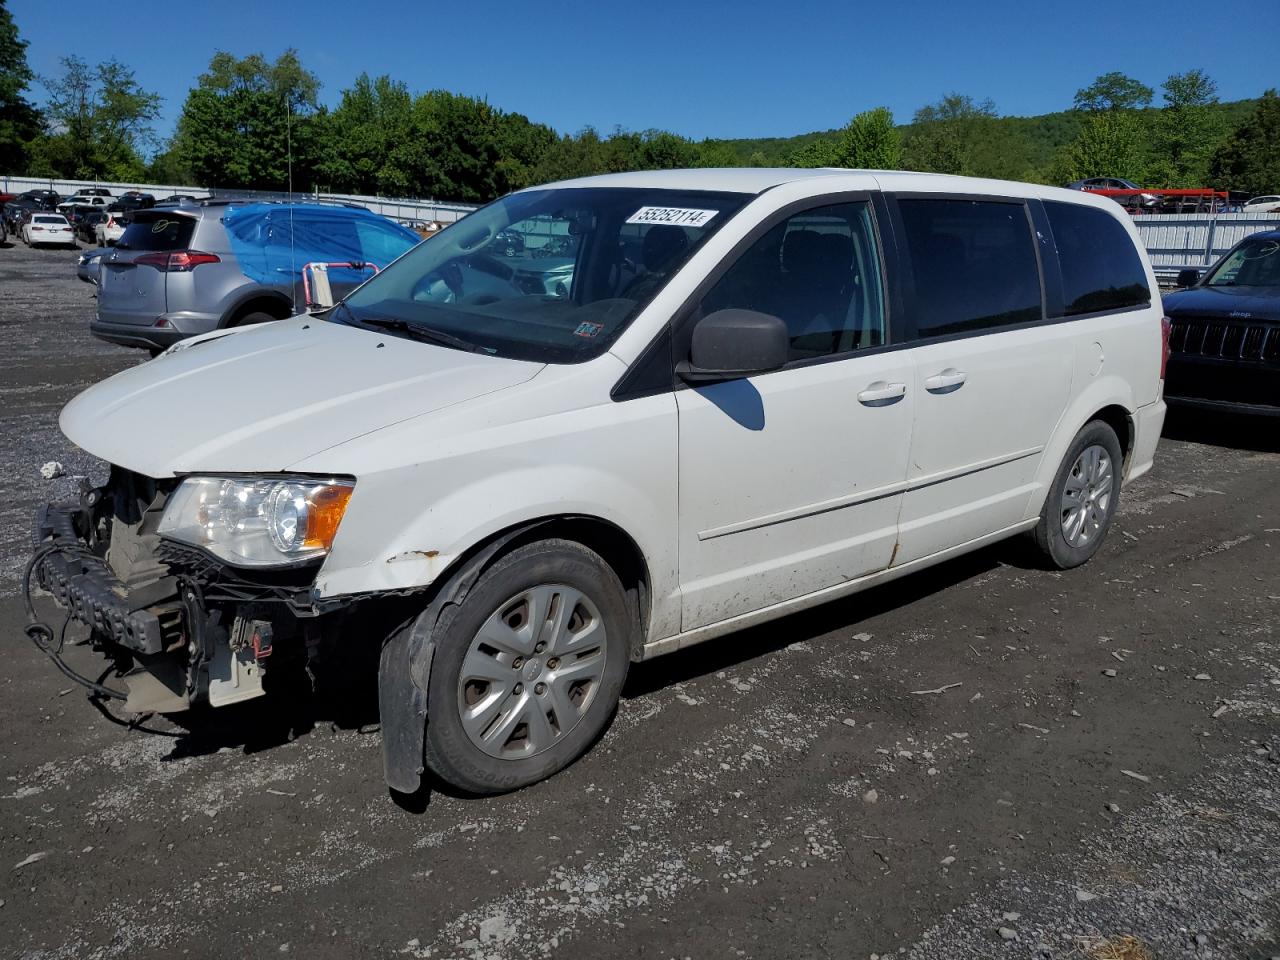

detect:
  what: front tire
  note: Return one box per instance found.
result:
[422,539,631,794]
[1032,420,1123,569]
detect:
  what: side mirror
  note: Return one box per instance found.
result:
[1176,268,1202,288]
[679,309,789,383]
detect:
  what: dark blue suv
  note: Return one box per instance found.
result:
[1163,230,1280,416]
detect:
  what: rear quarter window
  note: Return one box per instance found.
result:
[1044,201,1151,316]
[118,215,196,251]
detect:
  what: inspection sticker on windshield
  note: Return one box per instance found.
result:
[625,206,718,227]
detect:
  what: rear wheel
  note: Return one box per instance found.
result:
[1032,420,1123,569]
[422,539,630,794]
[231,310,279,327]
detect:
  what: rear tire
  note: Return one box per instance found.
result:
[1032,420,1123,569]
[231,310,278,327]
[421,539,631,795]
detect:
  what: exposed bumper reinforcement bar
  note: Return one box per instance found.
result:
[33,503,176,656]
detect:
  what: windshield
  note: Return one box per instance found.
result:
[1205,236,1280,288]
[337,187,750,363]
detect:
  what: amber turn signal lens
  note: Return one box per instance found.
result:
[303,485,354,550]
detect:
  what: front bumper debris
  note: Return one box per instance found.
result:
[27,469,341,714]
[33,501,181,655]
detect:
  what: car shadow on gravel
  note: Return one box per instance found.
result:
[622,540,1020,698]
[87,652,383,764]
[1162,407,1280,453]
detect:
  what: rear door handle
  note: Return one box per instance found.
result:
[923,368,967,394]
[857,381,907,407]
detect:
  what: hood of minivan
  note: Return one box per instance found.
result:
[60,317,544,477]
[1162,285,1280,322]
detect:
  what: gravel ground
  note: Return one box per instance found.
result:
[1,241,1279,960]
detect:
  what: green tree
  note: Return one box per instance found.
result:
[1146,69,1227,187]
[493,110,557,192]
[532,127,609,183]
[0,0,39,172]
[172,50,321,191]
[1210,89,1280,195]
[787,137,835,167]
[318,73,415,194]
[1073,72,1154,112]
[1051,109,1145,183]
[30,56,160,179]
[693,139,739,168]
[634,129,699,169]
[146,145,191,185]
[903,93,997,174]
[830,107,902,169]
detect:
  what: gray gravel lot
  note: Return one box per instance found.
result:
[1,241,1279,960]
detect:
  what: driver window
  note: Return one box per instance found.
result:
[699,201,885,360]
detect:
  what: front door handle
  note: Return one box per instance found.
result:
[924,368,967,394]
[857,381,907,407]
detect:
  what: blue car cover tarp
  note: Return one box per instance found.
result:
[221,203,419,287]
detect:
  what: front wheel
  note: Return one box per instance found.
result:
[1032,420,1123,569]
[422,539,631,794]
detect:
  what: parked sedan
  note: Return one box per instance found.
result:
[1244,196,1280,214]
[95,209,127,246]
[1164,230,1280,416]
[1066,177,1162,211]
[23,213,76,248]
[61,204,100,234]
[56,195,110,214]
[76,247,109,284]
[75,210,107,243]
[17,189,60,208]
[117,191,155,209]
[5,197,49,232]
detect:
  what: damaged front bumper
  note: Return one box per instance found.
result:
[28,472,330,714]
[35,499,181,656]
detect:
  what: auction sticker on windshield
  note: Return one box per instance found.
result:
[625,207,719,227]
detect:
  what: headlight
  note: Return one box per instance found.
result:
[158,476,355,567]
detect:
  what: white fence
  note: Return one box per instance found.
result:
[1133,213,1279,279]
[1,174,478,224]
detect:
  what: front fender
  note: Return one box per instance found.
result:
[318,464,662,592]
[378,523,541,793]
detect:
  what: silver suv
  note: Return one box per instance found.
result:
[92,201,420,352]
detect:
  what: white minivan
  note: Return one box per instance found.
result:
[32,169,1167,794]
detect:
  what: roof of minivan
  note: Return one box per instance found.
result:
[531,167,1121,209]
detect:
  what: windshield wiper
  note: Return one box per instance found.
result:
[355,313,486,354]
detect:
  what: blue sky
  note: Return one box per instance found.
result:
[10,0,1280,148]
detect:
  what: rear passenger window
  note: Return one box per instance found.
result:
[699,202,885,360]
[898,199,1041,338]
[1044,201,1151,316]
